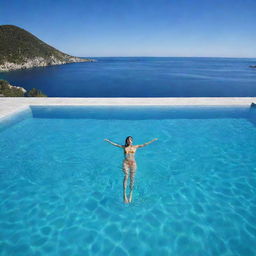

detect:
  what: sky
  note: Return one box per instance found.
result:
[0,0,255,58]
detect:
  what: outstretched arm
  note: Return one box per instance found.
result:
[135,138,158,148]
[104,139,124,148]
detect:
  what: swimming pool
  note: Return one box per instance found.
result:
[1,106,256,256]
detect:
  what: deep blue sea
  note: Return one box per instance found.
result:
[1,57,256,97]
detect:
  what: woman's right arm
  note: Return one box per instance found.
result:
[104,139,124,148]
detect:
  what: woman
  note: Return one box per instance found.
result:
[104,136,158,203]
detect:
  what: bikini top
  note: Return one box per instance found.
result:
[125,147,136,154]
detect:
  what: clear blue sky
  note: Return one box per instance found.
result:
[0,0,255,57]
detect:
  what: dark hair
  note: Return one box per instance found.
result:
[125,136,133,147]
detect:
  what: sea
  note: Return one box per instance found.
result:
[0,57,256,97]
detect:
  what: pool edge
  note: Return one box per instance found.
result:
[0,105,32,132]
[1,97,256,121]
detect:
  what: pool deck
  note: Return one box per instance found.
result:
[0,97,256,120]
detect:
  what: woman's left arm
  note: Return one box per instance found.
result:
[135,138,158,148]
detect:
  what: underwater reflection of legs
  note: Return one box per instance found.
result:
[129,167,136,203]
[122,161,137,203]
[123,163,129,203]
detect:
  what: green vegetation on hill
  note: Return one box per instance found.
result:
[0,79,47,97]
[0,79,24,96]
[27,88,47,97]
[0,25,68,65]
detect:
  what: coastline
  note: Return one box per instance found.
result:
[0,57,95,72]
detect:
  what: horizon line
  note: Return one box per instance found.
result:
[79,56,256,59]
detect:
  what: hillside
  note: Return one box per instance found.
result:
[0,79,47,97]
[0,25,93,72]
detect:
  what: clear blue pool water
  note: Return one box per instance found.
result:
[1,57,256,97]
[0,106,256,256]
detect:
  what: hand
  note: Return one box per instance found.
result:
[104,139,109,142]
[153,138,158,141]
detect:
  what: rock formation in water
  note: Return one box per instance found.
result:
[0,79,47,97]
[0,25,94,72]
[0,79,26,96]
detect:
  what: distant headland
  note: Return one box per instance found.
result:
[0,25,95,72]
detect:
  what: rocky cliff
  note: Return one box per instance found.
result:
[0,25,94,72]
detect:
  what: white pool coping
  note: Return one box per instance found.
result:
[0,97,256,120]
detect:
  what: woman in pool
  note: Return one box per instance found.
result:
[104,136,158,203]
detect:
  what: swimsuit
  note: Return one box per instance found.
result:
[123,148,137,174]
